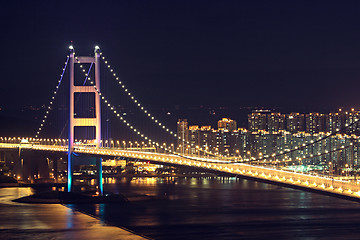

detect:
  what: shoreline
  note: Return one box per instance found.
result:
[0,187,149,240]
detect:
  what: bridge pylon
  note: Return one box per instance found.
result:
[67,46,103,195]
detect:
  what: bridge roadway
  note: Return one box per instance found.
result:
[2,143,360,201]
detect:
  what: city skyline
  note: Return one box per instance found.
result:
[1,101,360,136]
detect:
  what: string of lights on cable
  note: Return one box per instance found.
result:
[87,47,360,162]
[90,83,177,154]
[99,52,222,158]
[76,60,199,156]
[56,58,94,140]
[33,48,360,164]
[35,55,70,138]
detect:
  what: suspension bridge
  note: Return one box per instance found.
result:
[1,46,360,201]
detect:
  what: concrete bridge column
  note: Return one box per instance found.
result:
[96,157,103,195]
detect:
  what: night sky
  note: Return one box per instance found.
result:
[1,0,360,111]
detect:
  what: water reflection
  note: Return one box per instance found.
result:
[0,188,146,239]
[66,177,360,239]
[95,204,105,224]
[0,187,34,204]
[66,205,75,228]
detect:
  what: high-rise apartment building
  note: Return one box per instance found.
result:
[198,126,213,150]
[343,111,360,134]
[267,113,286,132]
[325,113,342,133]
[177,119,189,153]
[305,113,325,134]
[218,118,237,131]
[286,113,305,133]
[248,113,267,131]
[188,125,199,154]
[230,128,250,157]
[177,118,243,157]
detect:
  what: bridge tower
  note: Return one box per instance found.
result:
[68,46,103,195]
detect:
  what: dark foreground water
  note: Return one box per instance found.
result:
[67,177,360,240]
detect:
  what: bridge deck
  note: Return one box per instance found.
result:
[2,143,360,201]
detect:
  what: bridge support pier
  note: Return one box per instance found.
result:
[96,157,103,195]
[68,153,103,195]
[17,151,50,183]
[67,153,73,192]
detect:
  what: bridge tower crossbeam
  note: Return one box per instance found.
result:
[67,46,103,195]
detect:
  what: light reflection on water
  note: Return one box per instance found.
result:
[0,188,148,239]
[95,204,105,224]
[0,187,34,204]
[66,206,74,228]
[66,177,360,239]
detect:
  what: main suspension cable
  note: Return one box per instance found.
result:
[99,53,229,158]
[57,63,94,139]
[35,55,70,138]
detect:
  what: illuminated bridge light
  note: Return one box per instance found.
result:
[3,139,360,200]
